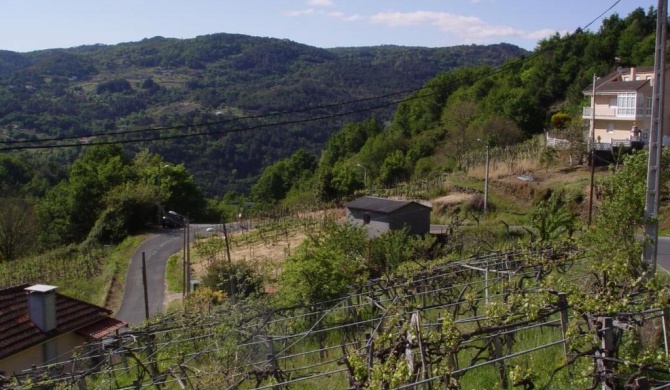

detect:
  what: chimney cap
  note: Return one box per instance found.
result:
[25,285,57,293]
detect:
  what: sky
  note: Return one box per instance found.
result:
[0,0,657,53]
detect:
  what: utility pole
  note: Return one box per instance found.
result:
[484,142,489,214]
[186,220,190,294]
[477,139,490,213]
[642,0,667,275]
[182,219,188,298]
[588,73,597,225]
[141,252,149,321]
[357,164,368,188]
[221,216,236,301]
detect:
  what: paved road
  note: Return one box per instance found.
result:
[115,228,185,326]
[656,236,670,272]
[115,223,228,326]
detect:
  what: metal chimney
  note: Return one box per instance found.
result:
[25,285,58,332]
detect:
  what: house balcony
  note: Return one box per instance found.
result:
[589,137,646,151]
[582,106,652,120]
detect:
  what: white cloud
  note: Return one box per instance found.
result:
[285,8,316,17]
[370,11,558,43]
[286,7,361,22]
[307,0,334,7]
[327,11,362,22]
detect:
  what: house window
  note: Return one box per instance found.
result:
[646,96,653,115]
[616,92,636,117]
[609,97,617,108]
[607,123,614,134]
[363,214,371,225]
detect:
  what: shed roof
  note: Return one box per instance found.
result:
[346,196,431,214]
[0,284,126,361]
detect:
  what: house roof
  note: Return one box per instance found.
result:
[0,284,126,361]
[583,66,655,94]
[346,196,432,214]
[76,317,127,340]
[594,80,649,93]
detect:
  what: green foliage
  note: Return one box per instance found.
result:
[0,154,32,193]
[368,228,440,277]
[0,197,38,261]
[35,146,205,248]
[378,150,408,186]
[529,190,576,242]
[278,222,368,306]
[96,78,133,94]
[0,36,523,198]
[550,112,571,129]
[320,117,384,167]
[83,183,157,247]
[578,149,670,312]
[251,149,317,204]
[202,260,263,299]
[539,147,558,170]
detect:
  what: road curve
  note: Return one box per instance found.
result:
[115,224,220,326]
[115,228,185,326]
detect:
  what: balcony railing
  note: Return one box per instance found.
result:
[582,106,651,118]
[588,137,646,151]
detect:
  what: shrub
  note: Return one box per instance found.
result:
[202,260,263,299]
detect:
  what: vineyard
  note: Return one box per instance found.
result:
[4,243,670,389]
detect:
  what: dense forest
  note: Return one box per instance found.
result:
[0,6,659,261]
[251,7,658,204]
[0,34,524,196]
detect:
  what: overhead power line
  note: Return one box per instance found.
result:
[0,85,433,146]
[0,92,437,151]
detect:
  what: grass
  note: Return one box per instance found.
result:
[0,234,151,309]
[165,254,184,294]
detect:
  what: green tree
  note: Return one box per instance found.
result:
[378,150,408,186]
[202,259,263,299]
[278,223,368,306]
[251,164,285,203]
[251,149,316,203]
[38,145,132,247]
[83,182,157,247]
[66,145,131,242]
[321,117,383,167]
[0,197,38,261]
[581,149,670,291]
[329,160,364,197]
[0,154,32,194]
[368,228,439,277]
[440,100,480,169]
[159,164,207,219]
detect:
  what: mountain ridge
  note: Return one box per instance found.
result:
[0,32,527,196]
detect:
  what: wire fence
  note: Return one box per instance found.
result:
[3,244,670,389]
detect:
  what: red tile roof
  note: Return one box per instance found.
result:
[76,317,126,340]
[0,284,127,361]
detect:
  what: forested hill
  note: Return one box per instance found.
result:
[0,34,526,195]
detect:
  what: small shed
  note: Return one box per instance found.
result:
[346,196,432,238]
